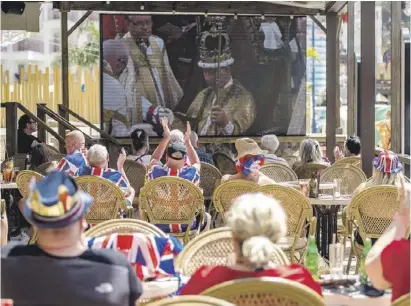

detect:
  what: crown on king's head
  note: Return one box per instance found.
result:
[198,16,234,69]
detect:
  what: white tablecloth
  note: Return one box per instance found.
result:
[140,278,392,306]
[0,182,18,190]
[309,197,351,206]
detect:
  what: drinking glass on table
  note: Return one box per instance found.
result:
[3,167,12,183]
[333,178,341,198]
[11,167,19,182]
[329,242,344,277]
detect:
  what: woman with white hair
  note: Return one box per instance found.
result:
[260,134,288,166]
[292,138,330,170]
[180,193,322,296]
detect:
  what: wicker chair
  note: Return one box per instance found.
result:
[1,154,27,171]
[320,164,367,196]
[145,296,236,306]
[139,176,205,244]
[202,277,325,306]
[391,293,411,306]
[123,159,147,207]
[334,156,361,165]
[35,161,58,176]
[75,176,133,224]
[212,180,258,224]
[175,227,289,276]
[294,163,328,180]
[283,155,299,168]
[212,152,237,175]
[347,185,403,273]
[16,170,44,198]
[352,160,362,168]
[85,219,167,238]
[200,162,222,201]
[255,184,315,263]
[260,163,298,183]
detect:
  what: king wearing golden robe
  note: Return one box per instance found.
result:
[120,15,183,122]
[185,17,256,136]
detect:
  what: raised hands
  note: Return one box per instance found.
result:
[161,117,171,140]
[184,121,192,144]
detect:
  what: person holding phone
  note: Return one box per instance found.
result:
[365,180,410,302]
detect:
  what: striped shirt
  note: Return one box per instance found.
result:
[57,148,88,176]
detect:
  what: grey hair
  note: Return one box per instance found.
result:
[103,39,129,60]
[170,129,184,143]
[189,131,199,147]
[299,139,323,164]
[87,144,109,167]
[261,135,280,153]
[365,168,404,188]
[226,193,287,269]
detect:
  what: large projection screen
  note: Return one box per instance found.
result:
[101,14,307,137]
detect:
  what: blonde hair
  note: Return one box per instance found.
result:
[66,130,85,145]
[299,139,323,164]
[365,167,404,188]
[226,193,287,269]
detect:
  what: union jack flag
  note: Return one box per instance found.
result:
[236,154,264,175]
[76,166,131,197]
[147,165,200,186]
[373,150,403,174]
[86,233,183,281]
[57,148,88,176]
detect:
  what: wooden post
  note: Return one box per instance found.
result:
[5,102,18,157]
[390,1,402,153]
[347,1,357,136]
[37,103,46,142]
[59,10,69,151]
[326,12,338,163]
[360,2,376,177]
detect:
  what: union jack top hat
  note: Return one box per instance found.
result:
[372,150,403,174]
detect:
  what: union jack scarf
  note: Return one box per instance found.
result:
[236,154,265,175]
[87,233,183,281]
[147,165,200,186]
[373,150,403,174]
[76,166,131,197]
[57,148,88,176]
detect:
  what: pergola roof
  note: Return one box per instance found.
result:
[54,1,347,16]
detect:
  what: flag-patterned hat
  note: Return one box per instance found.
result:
[24,171,94,228]
[372,150,403,174]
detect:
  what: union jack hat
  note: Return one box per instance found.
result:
[372,150,403,174]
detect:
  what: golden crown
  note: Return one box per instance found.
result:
[198,16,234,69]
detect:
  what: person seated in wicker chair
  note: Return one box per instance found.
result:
[292,138,330,170]
[334,135,361,161]
[76,144,135,208]
[190,131,214,165]
[260,134,288,166]
[221,138,276,186]
[127,128,152,166]
[147,118,210,234]
[1,172,142,306]
[56,131,88,176]
[180,193,322,296]
[31,143,53,170]
[345,150,405,246]
[365,181,410,302]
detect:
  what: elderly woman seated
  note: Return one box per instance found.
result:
[345,150,405,245]
[293,138,330,170]
[260,134,288,166]
[222,138,276,186]
[76,144,135,207]
[180,193,322,296]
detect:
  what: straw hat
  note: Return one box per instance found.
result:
[235,138,268,159]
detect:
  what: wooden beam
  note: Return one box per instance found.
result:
[390,1,402,154]
[359,2,375,177]
[59,11,69,153]
[5,102,18,157]
[326,12,338,164]
[36,104,46,142]
[309,16,326,34]
[55,1,324,15]
[325,1,348,14]
[346,1,356,136]
[67,11,92,36]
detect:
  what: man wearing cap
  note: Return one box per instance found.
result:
[222,138,276,186]
[146,118,210,234]
[1,171,142,306]
[185,18,256,136]
[56,130,88,176]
